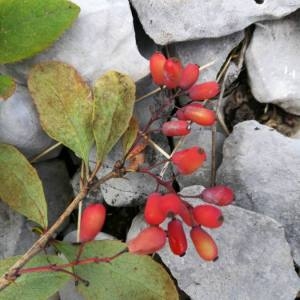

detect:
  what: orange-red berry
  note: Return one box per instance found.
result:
[171,146,206,175]
[178,201,194,227]
[190,226,218,261]
[127,226,167,255]
[162,120,191,136]
[179,63,200,90]
[188,82,220,101]
[144,192,166,225]
[167,219,188,256]
[80,203,106,242]
[183,105,216,126]
[160,193,182,216]
[176,103,203,121]
[163,58,183,89]
[192,204,224,228]
[150,52,167,86]
[200,185,234,206]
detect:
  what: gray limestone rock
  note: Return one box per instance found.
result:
[174,31,245,83]
[174,124,226,188]
[89,136,171,207]
[127,185,300,300]
[1,0,148,84]
[130,0,300,45]
[217,120,300,265]
[0,85,58,160]
[246,10,300,115]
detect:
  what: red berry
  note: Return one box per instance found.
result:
[183,104,216,126]
[162,120,191,136]
[190,226,218,261]
[144,192,166,225]
[160,193,182,216]
[127,226,166,255]
[163,58,183,89]
[179,63,200,90]
[176,103,203,120]
[192,205,224,228]
[150,52,166,86]
[80,203,106,242]
[167,219,188,256]
[200,185,234,206]
[188,82,220,100]
[171,146,206,175]
[178,201,194,227]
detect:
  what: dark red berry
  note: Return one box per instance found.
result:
[167,219,188,256]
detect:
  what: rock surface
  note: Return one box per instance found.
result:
[0,85,58,159]
[246,10,300,115]
[174,31,244,83]
[89,137,171,207]
[217,120,300,265]
[174,124,226,188]
[130,0,300,44]
[0,0,148,84]
[127,185,300,300]
[34,159,74,227]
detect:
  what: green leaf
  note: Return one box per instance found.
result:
[0,144,47,228]
[122,117,139,156]
[0,0,79,64]
[28,62,94,165]
[0,75,15,100]
[0,255,71,300]
[55,240,179,300]
[93,71,136,163]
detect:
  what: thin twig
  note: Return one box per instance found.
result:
[30,142,62,163]
[159,135,186,179]
[139,131,171,159]
[0,170,117,291]
[135,87,161,103]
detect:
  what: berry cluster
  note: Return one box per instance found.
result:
[127,185,233,261]
[79,52,234,264]
[126,53,234,261]
[150,51,219,139]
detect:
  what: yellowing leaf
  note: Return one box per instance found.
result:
[122,117,139,156]
[93,71,136,163]
[0,144,47,228]
[28,62,94,165]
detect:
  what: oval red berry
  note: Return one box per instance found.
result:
[192,204,224,228]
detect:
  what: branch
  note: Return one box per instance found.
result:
[0,170,117,291]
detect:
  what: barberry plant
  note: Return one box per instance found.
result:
[0,47,234,300]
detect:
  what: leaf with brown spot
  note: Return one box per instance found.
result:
[0,144,47,228]
[55,240,179,300]
[28,62,94,165]
[93,71,136,163]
